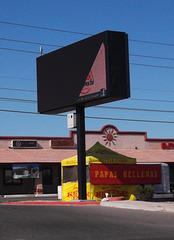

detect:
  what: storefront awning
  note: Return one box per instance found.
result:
[115,149,174,163]
[0,148,174,164]
[0,149,77,163]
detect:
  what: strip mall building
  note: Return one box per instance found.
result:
[0,124,174,196]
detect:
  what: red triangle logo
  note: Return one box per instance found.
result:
[80,43,107,97]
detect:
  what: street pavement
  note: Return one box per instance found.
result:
[1,193,174,213]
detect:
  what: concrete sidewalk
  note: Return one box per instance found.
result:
[100,200,174,212]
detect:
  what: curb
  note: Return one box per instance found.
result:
[108,196,124,201]
[2,201,100,206]
[2,194,58,198]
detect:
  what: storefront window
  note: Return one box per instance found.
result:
[4,169,22,185]
[63,166,90,183]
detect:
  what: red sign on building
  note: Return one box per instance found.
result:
[161,143,174,149]
[90,164,161,185]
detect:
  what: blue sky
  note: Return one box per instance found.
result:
[0,0,174,138]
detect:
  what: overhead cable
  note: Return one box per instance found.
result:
[0,87,36,93]
[1,83,174,94]
[0,37,61,48]
[0,20,91,36]
[94,106,174,114]
[1,20,174,47]
[0,46,39,54]
[0,97,36,103]
[1,46,174,69]
[1,97,174,113]
[1,37,174,62]
[1,96,174,104]
[129,39,174,47]
[130,63,174,69]
[0,108,174,124]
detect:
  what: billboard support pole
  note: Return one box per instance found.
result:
[76,104,86,200]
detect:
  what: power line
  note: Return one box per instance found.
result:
[0,46,39,54]
[130,62,174,69]
[86,115,174,124]
[1,20,174,48]
[0,108,66,117]
[0,108,174,124]
[1,21,174,126]
[0,109,40,115]
[1,36,174,68]
[131,98,174,103]
[0,97,36,103]
[0,87,36,93]
[1,96,174,113]
[1,45,174,69]
[0,20,91,36]
[132,87,174,93]
[1,84,174,95]
[129,39,174,47]
[0,37,62,48]
[95,106,174,114]
[1,37,174,62]
[130,54,174,61]
[1,96,174,104]
[0,75,35,81]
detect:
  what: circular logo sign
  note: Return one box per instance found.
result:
[102,127,117,146]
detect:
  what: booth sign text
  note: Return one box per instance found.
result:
[90,164,161,185]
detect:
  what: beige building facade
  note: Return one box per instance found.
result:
[0,124,174,195]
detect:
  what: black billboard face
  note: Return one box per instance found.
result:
[37,31,130,114]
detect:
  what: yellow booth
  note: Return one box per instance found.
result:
[61,142,136,201]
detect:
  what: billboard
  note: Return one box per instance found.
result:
[90,164,161,185]
[12,163,39,179]
[37,31,130,114]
